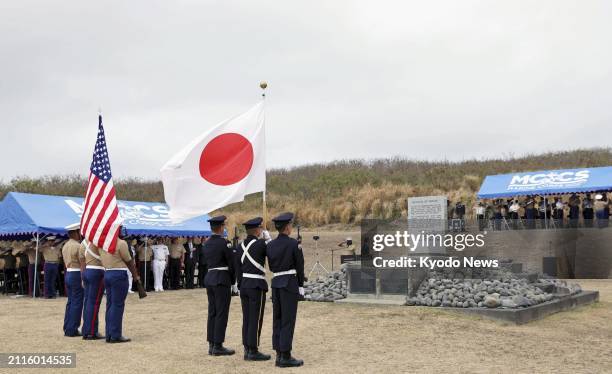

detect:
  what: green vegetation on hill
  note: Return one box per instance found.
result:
[1,148,611,227]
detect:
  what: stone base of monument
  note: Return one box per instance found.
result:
[335,293,406,305]
[434,290,599,324]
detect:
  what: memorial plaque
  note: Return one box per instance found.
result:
[408,195,447,253]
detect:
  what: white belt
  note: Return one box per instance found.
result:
[154,259,166,262]
[272,269,296,278]
[66,268,81,272]
[106,268,128,271]
[209,267,229,271]
[243,273,266,280]
[241,240,266,274]
[86,265,105,270]
[84,240,101,260]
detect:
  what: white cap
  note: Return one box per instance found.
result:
[346,237,352,241]
[65,222,81,231]
[595,194,603,200]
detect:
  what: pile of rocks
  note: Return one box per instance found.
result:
[303,265,347,302]
[406,274,582,309]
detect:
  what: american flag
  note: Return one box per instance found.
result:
[80,114,122,254]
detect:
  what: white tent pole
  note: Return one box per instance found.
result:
[544,196,548,229]
[144,237,148,289]
[33,232,39,298]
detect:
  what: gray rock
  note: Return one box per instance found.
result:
[483,295,501,308]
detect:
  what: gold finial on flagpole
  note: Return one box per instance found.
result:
[260,81,267,98]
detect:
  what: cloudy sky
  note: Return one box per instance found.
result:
[1,1,611,180]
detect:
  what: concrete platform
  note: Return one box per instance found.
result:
[437,290,599,324]
[336,294,406,306]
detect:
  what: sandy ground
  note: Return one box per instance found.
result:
[1,231,611,374]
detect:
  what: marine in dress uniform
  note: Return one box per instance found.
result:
[169,238,186,290]
[98,228,141,343]
[79,238,106,340]
[266,212,305,368]
[237,217,271,361]
[41,237,61,298]
[136,239,154,291]
[183,237,198,289]
[26,240,42,297]
[202,215,236,356]
[62,223,84,337]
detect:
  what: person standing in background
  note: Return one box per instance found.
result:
[583,193,594,227]
[26,240,42,297]
[13,242,29,295]
[168,238,185,290]
[151,239,169,292]
[41,237,61,299]
[183,237,198,289]
[198,236,208,288]
[136,238,154,291]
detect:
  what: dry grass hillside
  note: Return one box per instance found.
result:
[1,148,611,229]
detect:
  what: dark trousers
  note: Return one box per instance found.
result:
[184,261,195,289]
[272,287,298,353]
[17,267,28,295]
[28,264,41,297]
[206,285,231,344]
[169,258,181,289]
[82,268,105,337]
[3,269,16,293]
[63,271,84,336]
[198,265,207,288]
[58,264,66,296]
[240,288,266,348]
[104,270,129,340]
[138,261,153,291]
[43,262,58,298]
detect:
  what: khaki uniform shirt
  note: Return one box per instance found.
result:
[594,200,607,211]
[26,247,42,263]
[1,252,16,269]
[78,241,103,267]
[169,244,186,259]
[99,239,131,269]
[62,239,83,269]
[136,244,153,261]
[41,244,61,263]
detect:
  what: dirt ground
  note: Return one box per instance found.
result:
[1,231,611,374]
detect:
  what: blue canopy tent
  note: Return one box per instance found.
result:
[477,166,612,229]
[477,166,612,199]
[0,192,212,296]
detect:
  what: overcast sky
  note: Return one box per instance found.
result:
[1,1,611,181]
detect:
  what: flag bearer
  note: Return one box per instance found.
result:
[237,217,271,361]
[79,238,106,340]
[62,223,84,337]
[266,212,305,368]
[202,215,236,356]
[99,226,141,343]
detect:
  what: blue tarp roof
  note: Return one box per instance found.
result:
[477,166,612,199]
[0,192,211,238]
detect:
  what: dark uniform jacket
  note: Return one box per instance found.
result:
[202,235,235,287]
[236,235,268,291]
[183,242,199,265]
[266,233,304,294]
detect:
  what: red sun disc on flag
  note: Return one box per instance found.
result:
[199,133,254,186]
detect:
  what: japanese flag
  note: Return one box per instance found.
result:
[161,102,266,222]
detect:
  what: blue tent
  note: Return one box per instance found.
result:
[477,166,612,199]
[0,192,211,239]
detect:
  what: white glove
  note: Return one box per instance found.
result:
[231,284,239,294]
[262,230,272,244]
[298,287,305,296]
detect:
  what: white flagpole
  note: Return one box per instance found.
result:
[260,81,268,229]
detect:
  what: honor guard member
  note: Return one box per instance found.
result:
[26,240,42,297]
[79,239,106,340]
[41,236,61,298]
[266,212,305,368]
[99,227,141,343]
[136,239,154,291]
[237,217,271,361]
[203,215,236,356]
[169,238,186,290]
[62,223,84,337]
[183,237,199,289]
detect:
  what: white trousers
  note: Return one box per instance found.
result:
[128,269,133,291]
[153,260,166,291]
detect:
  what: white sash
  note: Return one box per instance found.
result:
[241,240,266,274]
[272,269,297,278]
[84,240,101,260]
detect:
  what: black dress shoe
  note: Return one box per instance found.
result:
[246,349,271,361]
[277,351,304,368]
[108,336,131,343]
[83,334,105,340]
[64,331,82,337]
[208,343,214,355]
[211,344,235,356]
[243,346,250,360]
